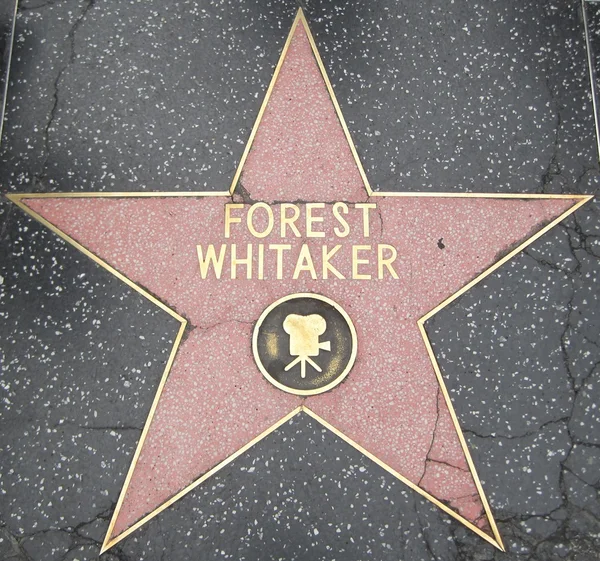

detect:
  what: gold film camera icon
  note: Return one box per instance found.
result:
[283,314,331,379]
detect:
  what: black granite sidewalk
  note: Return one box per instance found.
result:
[1,1,599,560]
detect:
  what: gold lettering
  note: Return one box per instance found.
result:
[378,244,399,279]
[322,245,345,279]
[258,243,265,280]
[355,203,377,237]
[224,203,244,238]
[247,202,274,238]
[306,203,325,238]
[197,244,227,279]
[293,244,318,279]
[280,203,301,238]
[332,202,350,238]
[352,245,371,280]
[231,243,252,279]
[269,244,292,280]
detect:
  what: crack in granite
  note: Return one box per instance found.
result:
[33,0,97,191]
[0,203,15,243]
[418,387,440,486]
[539,77,563,194]
[464,415,571,442]
[0,503,121,561]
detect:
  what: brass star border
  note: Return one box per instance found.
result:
[5,9,593,555]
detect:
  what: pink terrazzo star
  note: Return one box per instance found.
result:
[13,11,590,553]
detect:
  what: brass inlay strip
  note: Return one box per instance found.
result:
[7,191,592,200]
[103,319,187,551]
[582,0,600,161]
[370,191,590,199]
[0,0,18,144]
[416,193,593,552]
[101,406,304,553]
[227,9,374,198]
[297,10,374,197]
[6,191,230,199]
[5,193,186,323]
[420,194,593,323]
[6,192,191,553]
[227,11,300,195]
[417,322,504,550]
[301,406,504,550]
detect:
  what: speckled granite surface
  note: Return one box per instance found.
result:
[1,1,599,560]
[0,0,18,141]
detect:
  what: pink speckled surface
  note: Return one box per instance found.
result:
[22,20,578,544]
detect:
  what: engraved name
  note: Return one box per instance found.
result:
[197,202,400,281]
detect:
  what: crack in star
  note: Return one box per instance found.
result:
[191,318,255,333]
[419,387,441,486]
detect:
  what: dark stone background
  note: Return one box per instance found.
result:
[0,0,598,560]
[0,0,18,140]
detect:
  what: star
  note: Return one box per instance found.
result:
[7,9,591,554]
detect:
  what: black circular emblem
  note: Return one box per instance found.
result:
[252,293,357,396]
